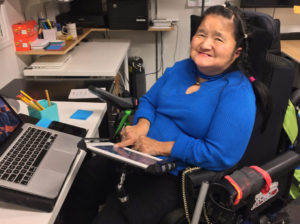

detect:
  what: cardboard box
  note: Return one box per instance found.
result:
[14,34,37,51]
[12,20,37,38]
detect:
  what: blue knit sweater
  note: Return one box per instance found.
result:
[134,58,256,175]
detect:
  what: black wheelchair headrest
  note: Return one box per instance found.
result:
[244,11,280,55]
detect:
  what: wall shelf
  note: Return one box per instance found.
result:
[15,26,174,55]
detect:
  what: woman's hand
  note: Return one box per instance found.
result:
[133,136,174,156]
[115,118,150,148]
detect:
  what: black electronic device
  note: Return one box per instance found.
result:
[129,57,146,99]
[56,0,107,28]
[240,0,294,8]
[55,13,107,28]
[107,0,150,30]
[70,0,104,15]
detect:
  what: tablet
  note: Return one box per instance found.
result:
[85,142,162,169]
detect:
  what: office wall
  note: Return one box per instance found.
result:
[1,0,300,90]
[0,0,30,89]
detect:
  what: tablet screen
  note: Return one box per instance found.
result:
[94,145,159,165]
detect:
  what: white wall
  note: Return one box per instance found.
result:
[0,0,31,89]
[1,0,300,90]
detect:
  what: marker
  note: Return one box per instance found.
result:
[46,19,52,29]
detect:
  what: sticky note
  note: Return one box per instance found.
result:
[36,118,52,128]
[294,5,300,14]
[70,109,93,120]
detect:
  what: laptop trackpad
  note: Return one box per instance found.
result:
[40,151,75,173]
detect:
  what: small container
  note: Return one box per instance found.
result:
[42,28,57,41]
[28,99,59,121]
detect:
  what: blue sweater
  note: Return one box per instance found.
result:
[134,59,256,175]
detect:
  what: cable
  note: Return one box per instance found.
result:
[145,32,164,77]
[272,7,276,18]
[173,23,179,63]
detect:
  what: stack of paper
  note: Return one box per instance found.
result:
[151,19,172,28]
[30,39,49,50]
[30,54,71,69]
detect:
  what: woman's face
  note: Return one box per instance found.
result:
[190,14,242,76]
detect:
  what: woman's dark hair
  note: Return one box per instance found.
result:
[198,2,272,131]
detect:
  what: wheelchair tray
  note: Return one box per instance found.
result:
[85,142,162,169]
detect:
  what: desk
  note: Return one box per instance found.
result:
[281,40,300,63]
[0,78,113,102]
[18,101,107,138]
[281,40,300,87]
[0,78,113,139]
[23,40,131,90]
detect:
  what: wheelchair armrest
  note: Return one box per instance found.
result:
[184,166,237,206]
[209,150,300,208]
[185,166,237,189]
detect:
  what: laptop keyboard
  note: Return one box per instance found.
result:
[0,127,57,185]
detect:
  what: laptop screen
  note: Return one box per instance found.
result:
[0,96,22,147]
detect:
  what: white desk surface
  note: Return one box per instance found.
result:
[24,40,131,77]
[0,150,86,224]
[18,101,107,138]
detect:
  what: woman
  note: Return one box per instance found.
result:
[61,3,271,224]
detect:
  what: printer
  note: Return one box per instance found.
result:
[56,0,107,28]
[107,0,150,30]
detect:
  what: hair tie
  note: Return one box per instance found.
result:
[249,76,256,83]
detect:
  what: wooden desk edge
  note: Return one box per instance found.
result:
[280,40,300,63]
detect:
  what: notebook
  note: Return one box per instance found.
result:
[30,54,71,69]
[0,95,81,211]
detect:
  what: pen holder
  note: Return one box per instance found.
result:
[28,99,59,121]
[42,28,57,41]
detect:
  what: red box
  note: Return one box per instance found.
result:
[14,34,37,51]
[12,20,37,39]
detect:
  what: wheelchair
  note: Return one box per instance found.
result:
[89,10,300,224]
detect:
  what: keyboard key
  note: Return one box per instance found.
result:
[1,174,9,180]
[32,149,47,167]
[14,174,24,183]
[8,174,16,182]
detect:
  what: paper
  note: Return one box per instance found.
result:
[36,118,52,128]
[187,0,225,7]
[70,110,93,120]
[68,88,100,99]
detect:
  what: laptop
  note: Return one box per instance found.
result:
[0,95,81,211]
[30,54,71,69]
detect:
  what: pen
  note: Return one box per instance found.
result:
[20,90,45,110]
[45,89,51,107]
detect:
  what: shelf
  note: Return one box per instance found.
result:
[15,26,174,55]
[15,28,97,55]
